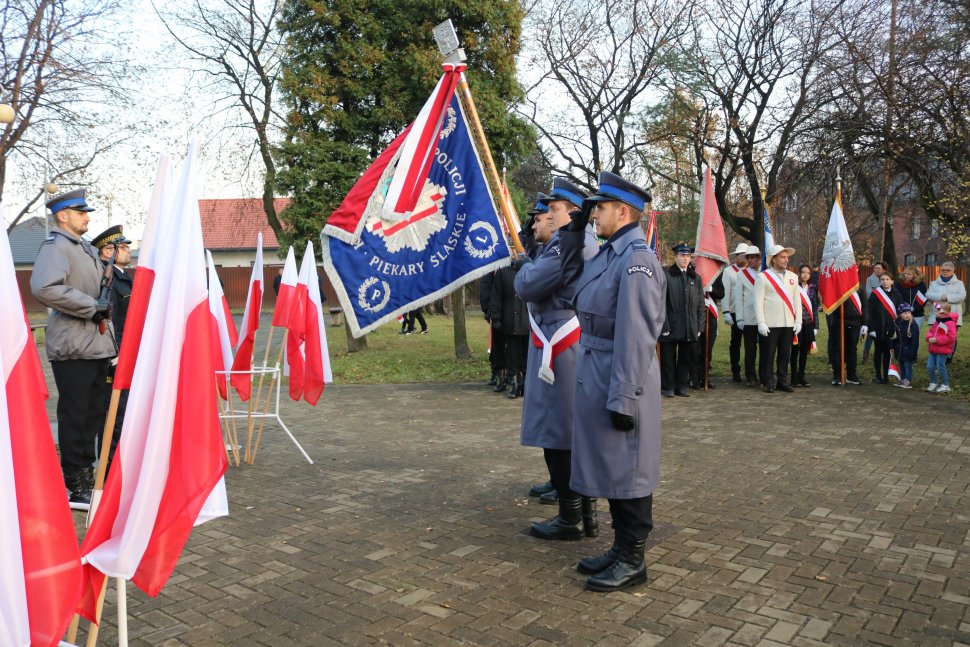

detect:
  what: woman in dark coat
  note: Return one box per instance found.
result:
[790,264,819,386]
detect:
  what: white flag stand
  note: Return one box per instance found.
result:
[217,366,312,465]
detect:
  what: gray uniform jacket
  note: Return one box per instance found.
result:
[30,226,116,361]
[560,224,667,499]
[514,229,598,450]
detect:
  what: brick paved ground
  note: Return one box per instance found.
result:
[52,362,970,646]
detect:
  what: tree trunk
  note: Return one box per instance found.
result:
[343,319,367,352]
[452,286,471,360]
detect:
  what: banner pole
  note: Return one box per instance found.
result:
[841,305,846,384]
[455,76,525,255]
[117,578,128,647]
[704,313,710,392]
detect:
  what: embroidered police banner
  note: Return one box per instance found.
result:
[322,95,512,337]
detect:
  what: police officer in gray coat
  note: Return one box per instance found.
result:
[30,189,115,506]
[559,172,666,592]
[514,179,599,541]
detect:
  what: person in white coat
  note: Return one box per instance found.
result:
[754,244,801,393]
[732,245,763,387]
[721,243,750,382]
[926,261,965,363]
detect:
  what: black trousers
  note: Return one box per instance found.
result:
[790,326,815,382]
[51,359,110,476]
[729,320,743,378]
[660,340,692,390]
[828,322,861,380]
[544,448,575,499]
[742,326,760,382]
[691,319,717,385]
[490,327,507,371]
[505,334,528,375]
[607,495,654,543]
[405,309,427,332]
[759,327,793,389]
[873,338,893,380]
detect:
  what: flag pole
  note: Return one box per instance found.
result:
[836,170,846,386]
[704,312,709,392]
[117,578,128,647]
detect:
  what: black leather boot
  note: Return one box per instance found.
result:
[507,374,519,399]
[493,370,507,393]
[529,480,554,497]
[66,468,93,506]
[530,496,583,540]
[585,539,647,592]
[487,370,499,386]
[577,542,619,575]
[582,497,599,537]
[539,489,558,505]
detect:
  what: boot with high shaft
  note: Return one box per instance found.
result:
[585,539,647,592]
[581,497,599,537]
[577,542,619,575]
[530,496,583,540]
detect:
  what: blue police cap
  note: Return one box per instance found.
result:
[527,192,551,215]
[46,188,95,214]
[671,243,694,255]
[540,178,588,208]
[586,172,652,212]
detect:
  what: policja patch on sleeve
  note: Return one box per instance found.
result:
[627,265,653,277]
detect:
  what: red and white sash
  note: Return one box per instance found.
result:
[741,268,756,286]
[849,292,863,315]
[762,270,796,319]
[731,264,741,273]
[705,295,718,320]
[914,290,927,307]
[529,311,580,385]
[874,287,897,320]
[799,285,814,325]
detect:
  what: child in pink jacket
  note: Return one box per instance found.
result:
[926,303,957,393]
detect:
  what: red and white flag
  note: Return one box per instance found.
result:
[78,141,228,621]
[0,226,83,647]
[114,156,173,389]
[693,165,729,288]
[272,246,298,328]
[230,233,264,401]
[207,251,238,400]
[287,242,333,405]
[818,185,859,315]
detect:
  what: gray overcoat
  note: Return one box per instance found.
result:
[514,229,598,450]
[560,224,666,499]
[30,226,116,361]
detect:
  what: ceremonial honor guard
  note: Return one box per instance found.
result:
[732,245,763,387]
[659,243,705,397]
[91,224,133,470]
[559,172,665,592]
[754,244,801,392]
[515,179,600,539]
[30,189,115,505]
[721,243,749,382]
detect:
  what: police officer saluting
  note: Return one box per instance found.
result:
[515,179,599,540]
[559,172,666,592]
[30,189,115,506]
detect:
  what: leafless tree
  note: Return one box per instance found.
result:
[156,0,286,244]
[518,0,693,189]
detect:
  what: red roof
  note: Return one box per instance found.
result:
[199,198,288,250]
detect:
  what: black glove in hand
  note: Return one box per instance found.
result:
[608,409,636,431]
[492,321,503,331]
[520,214,536,238]
[566,199,594,232]
[92,296,110,323]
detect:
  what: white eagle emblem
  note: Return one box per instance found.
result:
[819,229,855,278]
[363,158,448,254]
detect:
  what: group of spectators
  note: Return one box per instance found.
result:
[479,265,529,399]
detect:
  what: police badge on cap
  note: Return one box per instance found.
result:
[585,172,652,212]
[540,178,588,208]
[46,188,96,214]
[91,224,132,250]
[671,243,694,255]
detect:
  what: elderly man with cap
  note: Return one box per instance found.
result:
[732,245,763,387]
[558,171,665,593]
[91,224,133,471]
[30,189,116,506]
[721,243,750,382]
[514,178,600,538]
[659,243,705,397]
[754,243,801,393]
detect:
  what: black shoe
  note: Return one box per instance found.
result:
[831,379,842,386]
[529,480,554,497]
[530,497,583,540]
[486,371,499,386]
[763,386,775,393]
[661,389,674,398]
[581,498,599,538]
[674,388,690,397]
[65,468,93,506]
[577,542,620,575]
[846,377,861,385]
[586,540,647,592]
[746,380,759,388]
[732,374,742,383]
[507,376,519,399]
[493,376,507,393]
[800,379,810,387]
[539,490,559,505]
[703,381,716,390]
[419,330,428,334]
[778,383,794,393]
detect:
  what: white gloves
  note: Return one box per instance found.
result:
[737,320,745,330]
[724,313,734,326]
[758,323,770,336]
[794,323,802,335]
[814,329,819,337]
[869,331,877,338]
[860,325,868,337]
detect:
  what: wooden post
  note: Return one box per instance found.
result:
[841,305,846,385]
[244,325,274,462]
[249,332,287,465]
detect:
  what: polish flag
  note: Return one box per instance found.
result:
[207,251,238,400]
[230,233,264,401]
[114,156,173,389]
[272,246,298,328]
[288,242,333,404]
[693,165,729,289]
[0,226,83,647]
[818,184,860,315]
[78,141,228,622]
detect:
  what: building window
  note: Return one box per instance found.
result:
[930,219,939,238]
[904,254,916,266]
[926,253,937,265]
[911,218,921,239]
